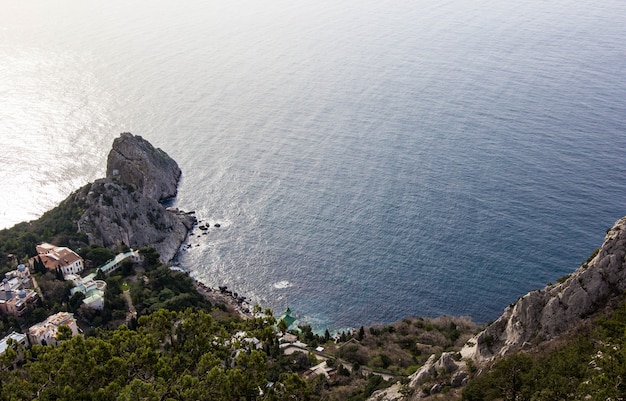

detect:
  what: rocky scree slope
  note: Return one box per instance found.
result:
[76,133,195,263]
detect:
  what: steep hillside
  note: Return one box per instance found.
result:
[370,216,626,400]
[463,216,626,363]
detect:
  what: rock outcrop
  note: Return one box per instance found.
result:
[397,216,626,397]
[106,133,181,201]
[408,353,459,388]
[462,216,626,363]
[76,133,195,263]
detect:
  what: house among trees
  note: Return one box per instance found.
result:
[28,312,79,346]
[98,249,141,275]
[0,277,38,317]
[66,273,107,310]
[29,243,84,277]
[0,331,28,355]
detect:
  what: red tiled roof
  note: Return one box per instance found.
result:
[32,243,82,270]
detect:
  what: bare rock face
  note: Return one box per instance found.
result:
[462,216,626,363]
[106,132,181,201]
[408,352,461,388]
[77,133,195,263]
[403,216,626,395]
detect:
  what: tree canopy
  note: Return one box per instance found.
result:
[0,309,309,401]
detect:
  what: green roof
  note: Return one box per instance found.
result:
[278,308,296,329]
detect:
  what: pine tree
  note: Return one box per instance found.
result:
[34,256,46,274]
[357,326,365,341]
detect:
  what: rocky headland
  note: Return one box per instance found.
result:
[75,133,195,263]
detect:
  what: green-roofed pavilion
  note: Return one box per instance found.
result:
[278,308,296,329]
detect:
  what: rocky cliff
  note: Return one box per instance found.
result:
[461,216,626,363]
[370,217,626,400]
[76,133,195,263]
[106,132,181,201]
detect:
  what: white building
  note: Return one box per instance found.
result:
[0,331,28,355]
[67,273,107,310]
[29,243,84,277]
[99,249,141,275]
[28,312,80,346]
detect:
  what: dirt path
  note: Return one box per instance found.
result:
[122,290,137,322]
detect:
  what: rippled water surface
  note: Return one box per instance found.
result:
[1,0,625,329]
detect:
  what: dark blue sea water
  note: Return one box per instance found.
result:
[1,0,625,330]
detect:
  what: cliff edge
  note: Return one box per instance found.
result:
[461,216,626,363]
[374,216,626,399]
[76,133,195,263]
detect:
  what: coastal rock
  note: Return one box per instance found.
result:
[462,216,626,363]
[76,133,195,263]
[402,216,626,397]
[106,132,181,201]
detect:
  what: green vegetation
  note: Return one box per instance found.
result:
[556,273,571,284]
[0,309,309,401]
[0,186,90,270]
[341,316,476,374]
[0,219,317,399]
[80,245,115,268]
[303,316,478,401]
[130,263,211,316]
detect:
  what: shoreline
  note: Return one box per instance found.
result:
[171,215,257,319]
[192,278,254,318]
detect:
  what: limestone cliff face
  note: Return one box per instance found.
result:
[76,133,195,263]
[400,216,626,396]
[462,216,626,362]
[106,132,181,201]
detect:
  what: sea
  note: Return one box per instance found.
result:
[1,0,625,331]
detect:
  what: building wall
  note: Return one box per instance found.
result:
[28,312,79,346]
[61,259,84,276]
